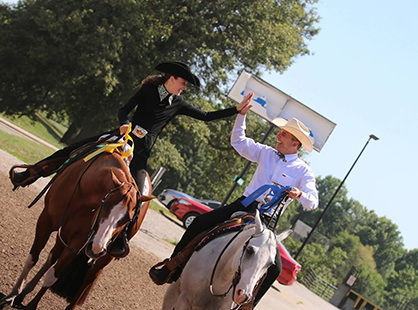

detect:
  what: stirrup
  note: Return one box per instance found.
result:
[9,164,39,190]
[149,259,179,285]
[9,157,67,190]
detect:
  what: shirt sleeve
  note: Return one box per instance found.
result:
[230,114,266,163]
[118,87,144,125]
[296,169,319,211]
[178,99,238,121]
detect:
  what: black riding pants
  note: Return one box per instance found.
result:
[171,197,282,306]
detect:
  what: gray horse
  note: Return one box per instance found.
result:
[162,210,277,310]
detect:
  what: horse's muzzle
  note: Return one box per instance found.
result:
[233,288,250,305]
[85,241,106,260]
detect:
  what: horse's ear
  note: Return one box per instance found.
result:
[276,229,293,242]
[110,171,123,186]
[254,210,263,235]
[140,195,155,202]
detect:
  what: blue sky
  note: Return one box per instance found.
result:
[262,0,417,250]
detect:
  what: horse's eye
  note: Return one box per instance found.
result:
[246,246,255,256]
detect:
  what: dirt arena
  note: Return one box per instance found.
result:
[0,150,165,310]
[0,148,340,310]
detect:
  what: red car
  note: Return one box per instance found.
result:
[277,241,302,285]
[169,197,301,285]
[169,197,216,228]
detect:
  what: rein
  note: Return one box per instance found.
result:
[209,223,269,309]
[57,156,99,254]
[242,184,291,231]
[209,225,265,299]
[56,155,136,255]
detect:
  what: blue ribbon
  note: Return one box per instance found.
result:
[241,183,292,214]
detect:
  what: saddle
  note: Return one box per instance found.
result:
[11,133,129,208]
[149,213,255,285]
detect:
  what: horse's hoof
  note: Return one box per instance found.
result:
[0,295,25,310]
[11,303,25,310]
[0,293,11,309]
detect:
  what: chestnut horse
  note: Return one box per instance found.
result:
[0,151,152,310]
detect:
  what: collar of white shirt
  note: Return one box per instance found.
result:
[282,152,298,162]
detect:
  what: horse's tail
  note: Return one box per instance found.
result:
[50,253,91,303]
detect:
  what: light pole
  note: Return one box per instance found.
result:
[294,134,379,260]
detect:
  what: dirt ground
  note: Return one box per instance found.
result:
[0,148,340,310]
[0,150,166,310]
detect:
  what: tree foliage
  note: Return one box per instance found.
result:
[1,0,320,141]
[0,0,320,201]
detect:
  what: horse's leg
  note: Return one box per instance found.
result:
[64,255,113,310]
[162,281,181,310]
[0,254,36,308]
[16,240,64,305]
[0,211,53,307]
[25,249,77,310]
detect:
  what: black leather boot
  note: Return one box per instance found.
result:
[9,157,67,190]
[149,265,171,285]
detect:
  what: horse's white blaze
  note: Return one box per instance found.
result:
[233,231,276,305]
[91,200,126,254]
[43,267,58,287]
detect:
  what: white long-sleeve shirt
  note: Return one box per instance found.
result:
[231,114,318,211]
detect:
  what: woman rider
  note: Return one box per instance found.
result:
[9,61,251,256]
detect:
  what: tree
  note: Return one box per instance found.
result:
[1,0,320,143]
[384,266,418,310]
[329,231,362,280]
[1,0,321,199]
[357,213,404,278]
[394,248,418,272]
[352,265,386,306]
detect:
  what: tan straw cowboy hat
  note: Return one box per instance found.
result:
[272,117,314,152]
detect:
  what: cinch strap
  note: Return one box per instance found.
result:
[241,184,292,213]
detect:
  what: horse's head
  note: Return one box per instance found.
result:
[232,210,277,306]
[85,171,152,260]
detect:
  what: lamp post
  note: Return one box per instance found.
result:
[294,134,379,260]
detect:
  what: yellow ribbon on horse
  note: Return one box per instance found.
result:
[83,123,134,162]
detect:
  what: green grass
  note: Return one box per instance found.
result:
[1,112,67,148]
[148,200,177,219]
[163,238,179,246]
[0,130,56,164]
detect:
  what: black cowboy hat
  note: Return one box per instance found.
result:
[155,61,201,88]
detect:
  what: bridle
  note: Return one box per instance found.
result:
[209,224,269,306]
[57,158,138,256]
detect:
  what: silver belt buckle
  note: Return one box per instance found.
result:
[132,125,148,139]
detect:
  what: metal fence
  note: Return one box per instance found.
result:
[302,267,338,302]
[397,298,416,310]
